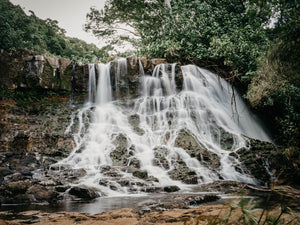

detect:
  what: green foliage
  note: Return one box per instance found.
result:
[189,196,295,225]
[0,0,106,63]
[85,0,270,74]
[262,84,300,146]
[246,1,299,147]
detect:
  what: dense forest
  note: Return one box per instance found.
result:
[0,0,110,62]
[0,0,299,148]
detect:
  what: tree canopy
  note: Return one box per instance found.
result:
[85,0,272,74]
[0,0,107,62]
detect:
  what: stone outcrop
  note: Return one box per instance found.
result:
[0,94,74,204]
[68,185,100,200]
[231,139,300,186]
[175,129,221,172]
[0,49,73,91]
[0,50,184,100]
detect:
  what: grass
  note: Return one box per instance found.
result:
[184,194,299,225]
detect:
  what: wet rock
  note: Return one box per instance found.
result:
[0,181,39,204]
[1,194,36,204]
[153,147,170,169]
[147,59,167,73]
[141,186,163,193]
[0,49,34,89]
[9,132,29,153]
[69,63,89,93]
[126,56,142,98]
[26,184,58,203]
[219,128,235,151]
[185,195,220,206]
[39,56,60,89]
[175,129,221,171]
[100,165,123,177]
[68,186,100,200]
[110,58,130,99]
[2,181,31,195]
[128,114,144,135]
[110,134,128,162]
[110,134,140,168]
[174,64,183,90]
[4,172,30,182]
[59,58,72,91]
[163,185,180,193]
[132,170,148,179]
[197,180,254,194]
[0,49,74,90]
[126,55,139,73]
[168,159,198,184]
[55,185,70,192]
[146,176,159,183]
[0,167,12,180]
[233,139,300,186]
[52,167,86,178]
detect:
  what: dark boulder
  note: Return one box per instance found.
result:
[163,185,180,193]
[133,170,148,180]
[69,186,100,200]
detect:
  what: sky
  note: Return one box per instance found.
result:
[10,0,106,47]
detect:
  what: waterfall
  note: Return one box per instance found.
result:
[96,63,112,105]
[138,59,145,76]
[87,64,96,104]
[58,63,271,196]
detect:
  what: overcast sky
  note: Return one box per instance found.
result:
[10,0,106,47]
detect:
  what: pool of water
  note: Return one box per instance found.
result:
[0,192,225,215]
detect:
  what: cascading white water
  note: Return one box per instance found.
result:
[96,63,112,105]
[58,62,271,196]
[87,64,97,103]
[138,59,145,76]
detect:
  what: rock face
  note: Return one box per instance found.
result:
[0,50,184,101]
[232,139,300,186]
[165,129,221,183]
[0,49,72,91]
[0,93,74,204]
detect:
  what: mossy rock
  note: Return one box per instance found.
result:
[153,147,170,169]
[110,134,140,168]
[218,128,235,151]
[168,159,198,184]
[133,170,148,179]
[128,114,145,135]
[233,139,300,186]
[175,129,221,171]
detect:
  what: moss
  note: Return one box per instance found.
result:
[235,139,300,185]
[175,129,221,171]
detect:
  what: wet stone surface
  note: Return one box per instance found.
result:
[175,129,221,172]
